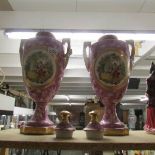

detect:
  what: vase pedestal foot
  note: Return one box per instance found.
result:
[103,128,129,136]
[144,126,155,134]
[20,125,55,135]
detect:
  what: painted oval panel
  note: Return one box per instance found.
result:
[23,48,56,87]
[95,50,127,87]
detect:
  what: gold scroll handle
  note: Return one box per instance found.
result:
[126,40,135,71]
[62,38,72,69]
[83,42,91,72]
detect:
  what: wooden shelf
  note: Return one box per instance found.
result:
[0,129,155,150]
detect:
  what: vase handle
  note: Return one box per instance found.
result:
[0,68,5,86]
[62,38,72,69]
[19,39,26,67]
[83,42,91,71]
[126,40,135,70]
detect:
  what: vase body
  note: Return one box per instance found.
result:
[83,35,135,132]
[20,32,71,129]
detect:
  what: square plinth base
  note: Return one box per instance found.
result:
[20,126,55,135]
[103,128,129,136]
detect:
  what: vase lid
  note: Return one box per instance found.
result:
[55,110,75,131]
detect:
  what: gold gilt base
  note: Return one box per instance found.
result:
[20,125,55,135]
[103,128,129,136]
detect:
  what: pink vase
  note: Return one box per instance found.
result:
[144,62,155,134]
[83,35,135,134]
[19,32,72,133]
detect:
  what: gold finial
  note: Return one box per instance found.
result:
[135,41,143,56]
[89,111,99,123]
[60,110,71,123]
